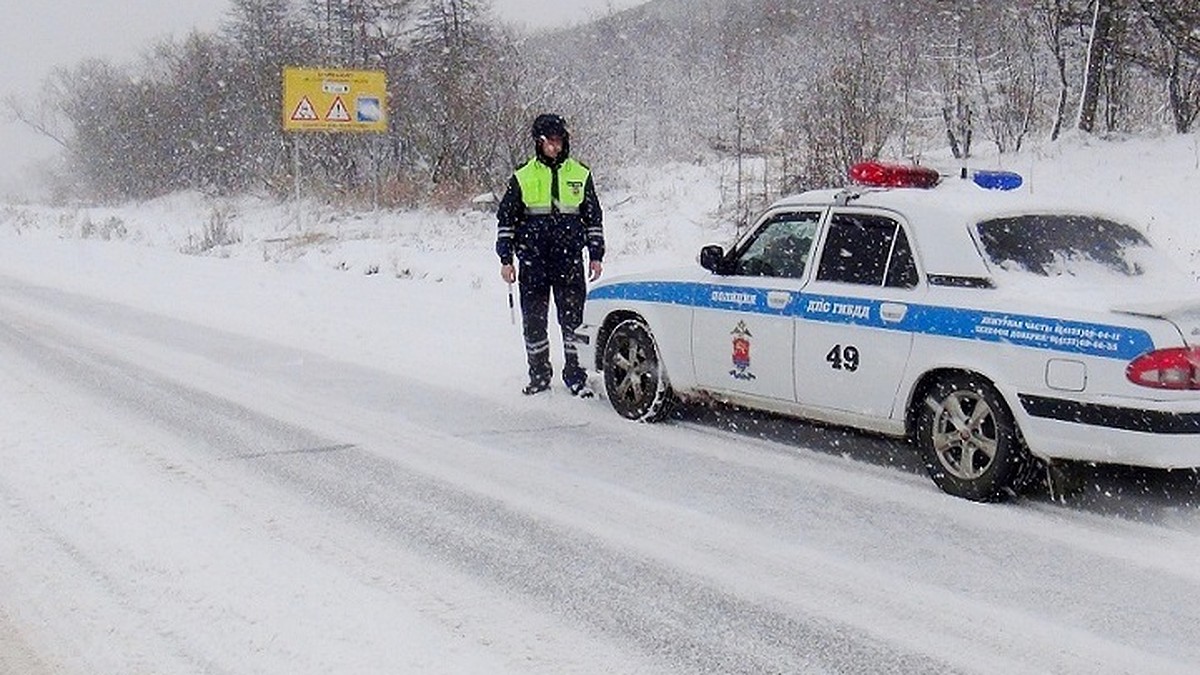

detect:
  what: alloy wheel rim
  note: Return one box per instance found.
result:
[611,336,655,404]
[930,391,998,480]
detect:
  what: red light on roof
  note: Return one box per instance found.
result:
[850,161,941,189]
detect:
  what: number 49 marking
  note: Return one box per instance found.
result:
[826,344,860,372]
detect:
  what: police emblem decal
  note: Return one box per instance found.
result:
[730,320,756,380]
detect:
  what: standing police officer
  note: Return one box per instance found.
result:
[497,113,605,396]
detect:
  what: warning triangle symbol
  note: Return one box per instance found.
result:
[326,97,351,122]
[291,97,318,121]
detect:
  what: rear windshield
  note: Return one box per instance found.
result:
[976,215,1151,277]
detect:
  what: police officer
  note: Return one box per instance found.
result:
[496,113,604,396]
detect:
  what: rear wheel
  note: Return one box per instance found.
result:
[915,373,1039,501]
[602,319,673,422]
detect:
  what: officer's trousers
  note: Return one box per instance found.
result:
[519,259,587,388]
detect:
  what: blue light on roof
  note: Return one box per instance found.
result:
[972,170,1023,191]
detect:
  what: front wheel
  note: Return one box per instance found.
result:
[915,373,1039,502]
[602,319,673,422]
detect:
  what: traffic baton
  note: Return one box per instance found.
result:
[507,282,516,325]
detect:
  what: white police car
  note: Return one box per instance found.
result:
[580,162,1200,501]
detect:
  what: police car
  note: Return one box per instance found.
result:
[579,161,1200,501]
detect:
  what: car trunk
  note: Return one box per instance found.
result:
[1112,300,1200,346]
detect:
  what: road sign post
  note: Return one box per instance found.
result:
[282,67,388,210]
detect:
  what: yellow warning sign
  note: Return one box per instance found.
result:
[290,96,318,122]
[325,97,351,122]
[282,67,387,132]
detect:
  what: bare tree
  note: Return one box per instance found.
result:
[49,59,141,200]
[1128,0,1200,131]
[4,93,71,151]
[1078,0,1118,132]
[972,9,1042,153]
[397,0,525,195]
[222,0,310,193]
[798,32,898,186]
[1164,48,1200,132]
[934,35,975,159]
[714,3,772,226]
[1035,0,1085,140]
[1137,0,1200,59]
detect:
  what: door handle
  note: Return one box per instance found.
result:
[880,302,908,323]
[766,291,791,310]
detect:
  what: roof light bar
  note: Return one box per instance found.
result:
[849,161,941,189]
[971,170,1023,191]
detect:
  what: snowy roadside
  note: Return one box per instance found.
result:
[0,160,729,286]
[3,135,1199,285]
[0,608,55,675]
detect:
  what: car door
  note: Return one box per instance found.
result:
[793,209,921,419]
[692,210,823,401]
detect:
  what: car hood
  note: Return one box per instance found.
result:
[590,267,710,291]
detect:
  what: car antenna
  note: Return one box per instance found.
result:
[834,188,862,206]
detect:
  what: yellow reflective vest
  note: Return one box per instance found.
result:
[514,157,591,215]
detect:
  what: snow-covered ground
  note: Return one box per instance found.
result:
[3,135,1200,673]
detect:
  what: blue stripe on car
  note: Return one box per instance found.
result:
[589,281,1154,360]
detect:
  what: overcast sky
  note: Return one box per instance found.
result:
[0,0,647,199]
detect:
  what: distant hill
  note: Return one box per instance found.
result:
[526,0,1014,164]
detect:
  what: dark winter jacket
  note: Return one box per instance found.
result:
[495,152,604,270]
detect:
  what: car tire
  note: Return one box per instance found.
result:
[915,373,1040,502]
[602,319,673,422]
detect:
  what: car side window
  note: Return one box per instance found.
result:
[816,213,917,288]
[885,227,919,288]
[732,212,821,279]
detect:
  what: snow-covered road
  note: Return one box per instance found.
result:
[3,240,1200,674]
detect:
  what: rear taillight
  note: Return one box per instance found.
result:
[1126,347,1200,390]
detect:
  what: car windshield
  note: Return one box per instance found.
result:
[976,215,1159,279]
[733,212,820,279]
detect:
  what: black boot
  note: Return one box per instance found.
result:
[522,380,551,396]
[566,379,594,398]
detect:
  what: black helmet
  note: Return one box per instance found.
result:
[531,113,568,141]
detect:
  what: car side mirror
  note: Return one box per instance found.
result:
[699,244,727,273]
